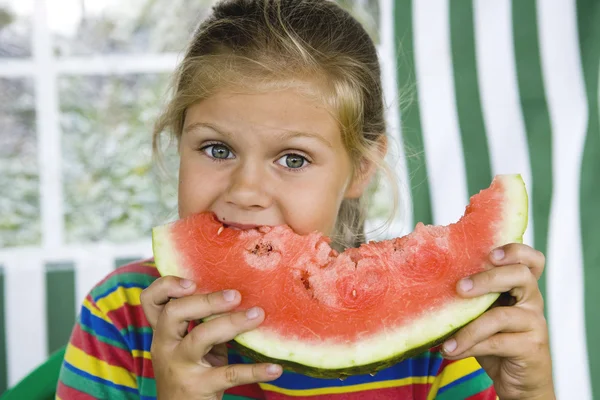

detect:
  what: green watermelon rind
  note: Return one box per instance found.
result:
[152,174,528,378]
[231,294,500,378]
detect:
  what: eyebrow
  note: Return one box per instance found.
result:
[183,122,333,148]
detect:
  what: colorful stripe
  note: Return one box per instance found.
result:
[83,296,113,324]
[79,305,129,348]
[137,372,157,399]
[427,358,483,399]
[266,352,439,390]
[261,376,435,396]
[56,383,98,400]
[224,395,263,400]
[95,286,144,312]
[437,369,487,395]
[227,383,267,399]
[63,345,137,389]
[59,361,138,399]
[90,268,158,301]
[435,370,493,400]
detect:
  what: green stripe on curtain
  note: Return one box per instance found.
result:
[577,0,600,398]
[449,1,492,197]
[46,264,76,354]
[512,0,553,302]
[394,0,433,226]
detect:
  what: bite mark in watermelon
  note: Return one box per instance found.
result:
[152,174,528,378]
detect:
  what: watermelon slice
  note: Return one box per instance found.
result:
[152,174,528,378]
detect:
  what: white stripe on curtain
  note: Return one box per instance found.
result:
[413,0,468,226]
[538,0,592,398]
[5,259,48,386]
[379,0,413,237]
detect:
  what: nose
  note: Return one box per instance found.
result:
[225,162,272,210]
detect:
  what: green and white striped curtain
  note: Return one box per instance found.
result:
[391,0,599,399]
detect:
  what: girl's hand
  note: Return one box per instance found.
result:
[140,276,282,400]
[442,243,555,400]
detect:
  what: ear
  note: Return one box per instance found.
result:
[345,135,387,199]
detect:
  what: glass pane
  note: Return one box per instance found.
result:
[60,73,178,244]
[0,0,33,57]
[0,78,40,247]
[49,0,214,57]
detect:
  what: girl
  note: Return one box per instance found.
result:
[56,0,555,399]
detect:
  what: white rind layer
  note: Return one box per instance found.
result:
[152,224,184,278]
[235,293,498,369]
[495,174,529,246]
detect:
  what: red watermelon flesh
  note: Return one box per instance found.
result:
[152,174,528,377]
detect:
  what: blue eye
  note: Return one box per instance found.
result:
[276,154,308,169]
[203,144,234,160]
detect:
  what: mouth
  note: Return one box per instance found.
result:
[222,221,261,231]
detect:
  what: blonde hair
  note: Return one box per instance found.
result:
[153,0,397,249]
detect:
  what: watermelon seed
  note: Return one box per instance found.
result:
[352,289,357,298]
[251,242,274,256]
[217,226,224,235]
[300,271,312,290]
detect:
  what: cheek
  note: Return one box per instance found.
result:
[281,173,349,237]
[177,157,215,218]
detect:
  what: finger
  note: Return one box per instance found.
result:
[178,306,265,362]
[489,243,546,279]
[444,329,549,360]
[154,289,241,344]
[444,332,526,359]
[456,264,542,308]
[140,275,197,329]
[207,363,282,392]
[441,306,540,358]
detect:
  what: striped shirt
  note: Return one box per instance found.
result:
[56,259,498,399]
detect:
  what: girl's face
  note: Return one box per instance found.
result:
[178,86,371,236]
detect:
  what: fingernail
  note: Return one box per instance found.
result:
[459,278,473,292]
[492,248,505,260]
[223,290,236,302]
[180,279,193,288]
[246,307,260,320]
[267,364,281,375]
[443,338,457,353]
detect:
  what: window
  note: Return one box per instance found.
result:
[0,0,394,250]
